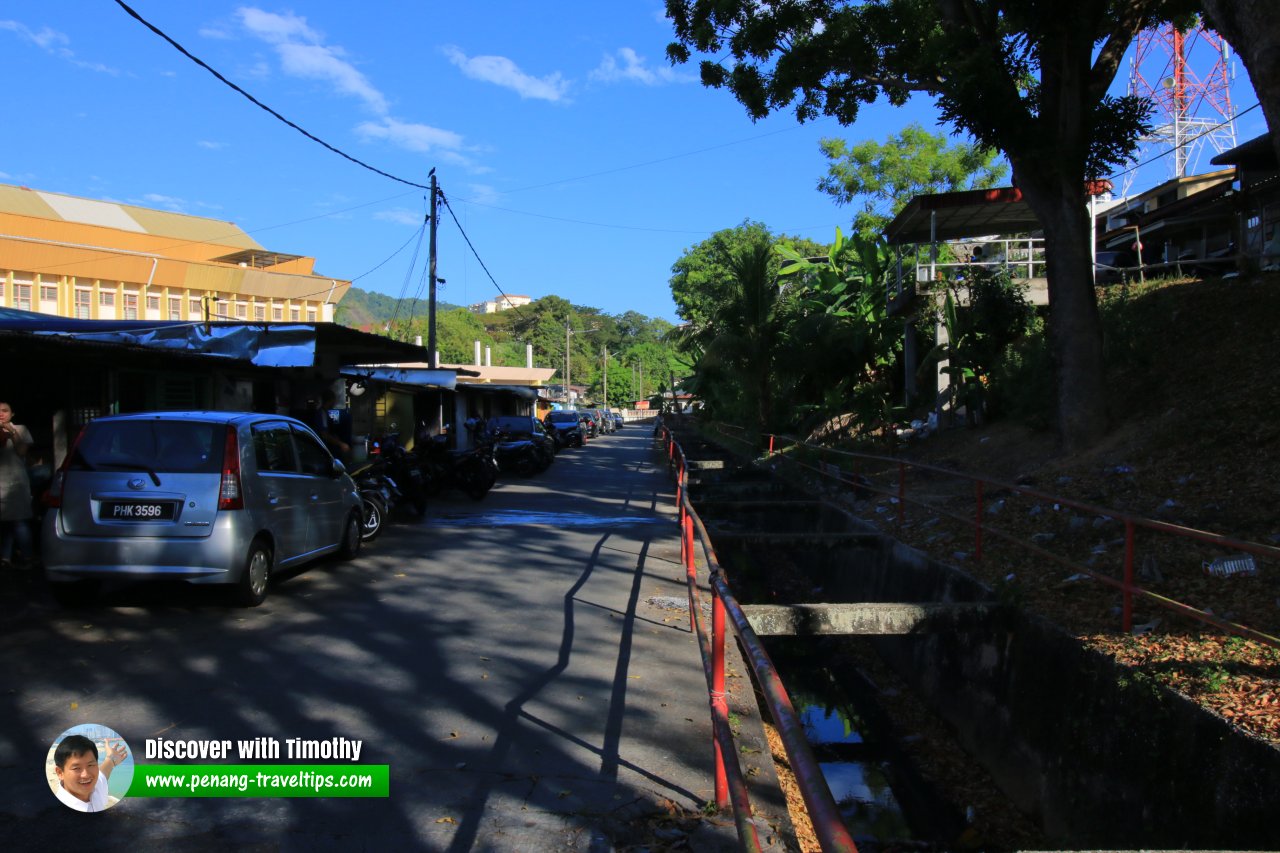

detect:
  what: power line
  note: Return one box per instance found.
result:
[447,196,718,235]
[1106,101,1261,182]
[439,190,532,328]
[112,0,431,190]
[388,213,429,330]
[497,123,828,195]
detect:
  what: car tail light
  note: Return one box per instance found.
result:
[218,424,244,510]
[46,426,87,509]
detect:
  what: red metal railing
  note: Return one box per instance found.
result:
[730,426,1280,649]
[662,427,858,853]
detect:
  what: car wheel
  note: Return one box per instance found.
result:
[360,493,385,541]
[338,510,362,560]
[49,580,101,608]
[236,540,272,607]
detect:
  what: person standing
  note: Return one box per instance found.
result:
[0,401,35,568]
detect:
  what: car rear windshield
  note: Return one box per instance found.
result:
[72,420,225,474]
[489,416,532,434]
[546,412,579,423]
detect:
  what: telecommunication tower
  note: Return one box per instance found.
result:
[1125,20,1237,192]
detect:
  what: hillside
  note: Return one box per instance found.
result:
[874,272,1280,744]
[333,286,461,329]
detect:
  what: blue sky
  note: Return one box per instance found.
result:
[3,4,1266,322]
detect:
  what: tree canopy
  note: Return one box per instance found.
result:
[666,0,1195,448]
[819,124,1008,239]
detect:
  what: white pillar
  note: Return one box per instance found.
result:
[474,340,481,365]
[526,343,533,368]
[485,346,492,367]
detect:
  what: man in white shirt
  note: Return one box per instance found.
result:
[53,734,127,812]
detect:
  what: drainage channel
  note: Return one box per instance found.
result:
[681,447,1005,849]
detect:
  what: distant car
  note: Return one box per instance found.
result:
[610,412,624,430]
[578,410,599,438]
[592,409,614,434]
[487,415,557,474]
[1094,249,1137,284]
[544,411,585,448]
[42,411,363,607]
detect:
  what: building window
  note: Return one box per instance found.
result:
[99,290,116,307]
[290,307,300,322]
[254,304,265,321]
[272,305,283,321]
[147,295,161,311]
[75,289,92,319]
[169,297,182,320]
[306,308,317,323]
[13,284,32,311]
[40,284,58,303]
[189,297,202,318]
[123,292,138,320]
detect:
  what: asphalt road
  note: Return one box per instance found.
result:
[0,423,777,851]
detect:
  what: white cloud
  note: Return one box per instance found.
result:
[374,208,425,227]
[236,8,323,45]
[276,42,389,113]
[443,45,569,102]
[590,47,689,85]
[465,184,502,205]
[197,140,227,150]
[355,117,464,154]
[237,7,387,114]
[0,171,10,180]
[1,19,118,74]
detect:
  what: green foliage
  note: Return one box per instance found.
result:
[333,285,459,329]
[987,314,1054,428]
[670,220,826,326]
[666,0,1189,447]
[776,230,904,436]
[819,124,1008,239]
[921,269,1036,425]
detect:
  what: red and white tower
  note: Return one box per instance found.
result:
[1126,20,1237,187]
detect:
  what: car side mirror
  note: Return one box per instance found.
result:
[331,458,347,477]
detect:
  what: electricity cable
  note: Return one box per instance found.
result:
[112,0,431,190]
[438,191,532,329]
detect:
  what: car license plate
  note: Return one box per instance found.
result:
[101,500,176,521]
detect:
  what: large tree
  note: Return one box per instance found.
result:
[819,123,1008,239]
[1198,3,1280,169]
[670,220,826,326]
[666,1,1185,449]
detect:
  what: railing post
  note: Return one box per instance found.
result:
[684,514,697,633]
[712,588,729,809]
[676,456,684,510]
[975,480,984,561]
[1122,520,1135,633]
[768,433,775,455]
[897,461,906,526]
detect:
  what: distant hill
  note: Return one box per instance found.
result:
[334,286,460,329]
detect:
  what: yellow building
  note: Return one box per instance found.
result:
[0,183,349,323]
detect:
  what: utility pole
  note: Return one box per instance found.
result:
[427,170,439,368]
[601,346,608,409]
[564,320,571,404]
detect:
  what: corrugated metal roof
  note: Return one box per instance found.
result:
[0,182,263,251]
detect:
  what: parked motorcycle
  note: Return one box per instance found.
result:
[420,434,498,501]
[352,459,401,541]
[372,432,428,517]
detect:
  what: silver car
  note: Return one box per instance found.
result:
[43,411,363,607]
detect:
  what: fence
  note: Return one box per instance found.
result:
[720,424,1280,649]
[659,425,859,852]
